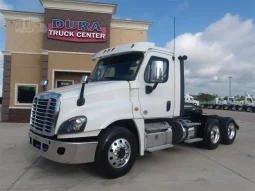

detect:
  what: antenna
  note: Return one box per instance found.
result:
[172,17,176,62]
[174,16,175,58]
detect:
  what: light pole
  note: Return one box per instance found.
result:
[228,76,232,97]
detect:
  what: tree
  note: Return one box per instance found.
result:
[195,93,217,102]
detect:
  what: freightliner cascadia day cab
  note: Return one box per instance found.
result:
[28,42,239,179]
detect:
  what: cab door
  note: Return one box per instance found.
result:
[138,51,175,119]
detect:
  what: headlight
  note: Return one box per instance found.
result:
[58,116,87,134]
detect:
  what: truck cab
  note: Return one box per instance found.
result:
[238,93,255,112]
[28,42,239,179]
[222,96,242,110]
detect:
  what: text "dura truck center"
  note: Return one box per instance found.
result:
[48,19,107,42]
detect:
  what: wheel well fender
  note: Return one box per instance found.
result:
[98,119,140,154]
[218,117,239,130]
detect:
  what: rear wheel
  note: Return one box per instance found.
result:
[223,105,229,110]
[220,117,237,145]
[95,126,137,179]
[246,107,252,112]
[203,119,221,150]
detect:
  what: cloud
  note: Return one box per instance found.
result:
[178,0,189,10]
[139,12,154,21]
[112,15,132,20]
[17,0,44,12]
[165,13,255,96]
[0,0,13,26]
[0,0,12,9]
[157,15,170,25]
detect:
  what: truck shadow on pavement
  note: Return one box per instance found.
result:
[30,146,185,180]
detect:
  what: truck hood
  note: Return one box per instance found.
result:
[49,81,130,99]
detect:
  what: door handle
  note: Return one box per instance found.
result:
[167,101,171,112]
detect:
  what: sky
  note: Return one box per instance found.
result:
[0,0,255,97]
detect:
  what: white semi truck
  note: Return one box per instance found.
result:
[201,93,255,112]
[236,93,255,112]
[185,94,199,106]
[28,42,239,179]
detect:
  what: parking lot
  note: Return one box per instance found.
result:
[0,109,254,191]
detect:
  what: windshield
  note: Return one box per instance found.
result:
[247,98,252,103]
[90,52,144,81]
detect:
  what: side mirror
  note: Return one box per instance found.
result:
[40,80,48,91]
[81,75,89,84]
[145,59,167,94]
[40,80,48,87]
[148,60,165,83]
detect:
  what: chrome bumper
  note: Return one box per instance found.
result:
[28,130,98,164]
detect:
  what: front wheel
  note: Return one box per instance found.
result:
[94,126,138,179]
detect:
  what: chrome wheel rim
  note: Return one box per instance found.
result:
[228,123,235,139]
[108,138,131,168]
[211,125,220,144]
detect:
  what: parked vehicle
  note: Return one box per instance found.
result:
[185,94,199,106]
[236,93,255,112]
[28,42,239,179]
[201,93,255,112]
[201,97,226,109]
[221,96,242,110]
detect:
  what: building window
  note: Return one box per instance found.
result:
[55,80,74,88]
[15,84,38,105]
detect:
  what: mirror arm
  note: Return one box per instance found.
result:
[77,76,89,106]
[77,82,86,106]
[145,83,158,94]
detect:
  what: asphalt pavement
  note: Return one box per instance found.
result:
[0,109,254,191]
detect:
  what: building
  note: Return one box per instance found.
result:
[0,0,152,123]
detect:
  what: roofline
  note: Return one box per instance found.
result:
[111,19,152,31]
[40,0,117,15]
[0,9,44,22]
[0,9,152,31]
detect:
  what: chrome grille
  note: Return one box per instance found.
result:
[30,92,62,136]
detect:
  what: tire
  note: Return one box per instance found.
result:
[94,126,138,179]
[220,117,237,145]
[246,107,252,112]
[223,105,228,110]
[237,106,243,112]
[203,118,221,150]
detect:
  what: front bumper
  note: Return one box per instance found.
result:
[28,130,98,164]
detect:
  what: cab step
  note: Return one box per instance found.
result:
[184,138,203,143]
[146,144,173,152]
[183,122,201,127]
